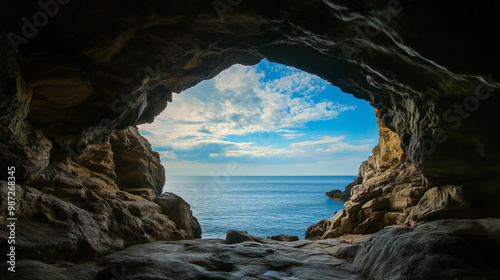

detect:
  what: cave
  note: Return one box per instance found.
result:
[1,0,500,279]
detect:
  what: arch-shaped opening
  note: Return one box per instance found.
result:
[2,1,500,278]
[139,59,379,238]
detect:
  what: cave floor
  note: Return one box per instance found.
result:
[6,237,368,280]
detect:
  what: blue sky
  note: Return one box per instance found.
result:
[139,59,379,176]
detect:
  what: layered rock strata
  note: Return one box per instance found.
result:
[307,109,480,239]
[307,111,428,238]
[0,127,201,263]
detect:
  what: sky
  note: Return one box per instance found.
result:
[139,59,379,176]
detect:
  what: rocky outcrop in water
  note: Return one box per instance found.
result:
[326,163,365,201]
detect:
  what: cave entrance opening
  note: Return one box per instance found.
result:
[139,58,379,239]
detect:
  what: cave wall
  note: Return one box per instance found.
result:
[1,0,500,262]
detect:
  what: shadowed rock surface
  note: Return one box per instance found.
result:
[270,234,300,242]
[0,238,366,280]
[336,219,500,280]
[1,0,500,279]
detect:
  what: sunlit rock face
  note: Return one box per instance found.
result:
[307,110,479,239]
[1,0,500,268]
[307,110,427,239]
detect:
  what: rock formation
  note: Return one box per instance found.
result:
[326,171,362,201]
[1,0,500,279]
[306,110,479,239]
[0,126,201,263]
[307,110,428,238]
[269,234,300,242]
[336,219,500,280]
[326,189,348,201]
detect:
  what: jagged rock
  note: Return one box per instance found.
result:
[0,183,113,263]
[0,28,51,183]
[326,158,372,202]
[308,108,480,239]
[1,181,201,264]
[0,121,52,183]
[0,25,31,135]
[1,138,199,263]
[77,142,117,180]
[110,127,165,196]
[270,234,299,242]
[336,219,500,280]
[307,112,428,239]
[154,192,202,239]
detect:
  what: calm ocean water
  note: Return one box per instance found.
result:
[163,176,352,239]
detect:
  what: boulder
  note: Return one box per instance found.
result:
[225,230,254,244]
[154,192,202,239]
[336,219,500,280]
[270,234,300,242]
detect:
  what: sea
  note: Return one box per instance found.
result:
[163,176,352,239]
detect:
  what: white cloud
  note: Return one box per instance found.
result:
[139,61,364,163]
[159,151,177,160]
[202,135,372,160]
[291,136,372,154]
[276,129,305,139]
